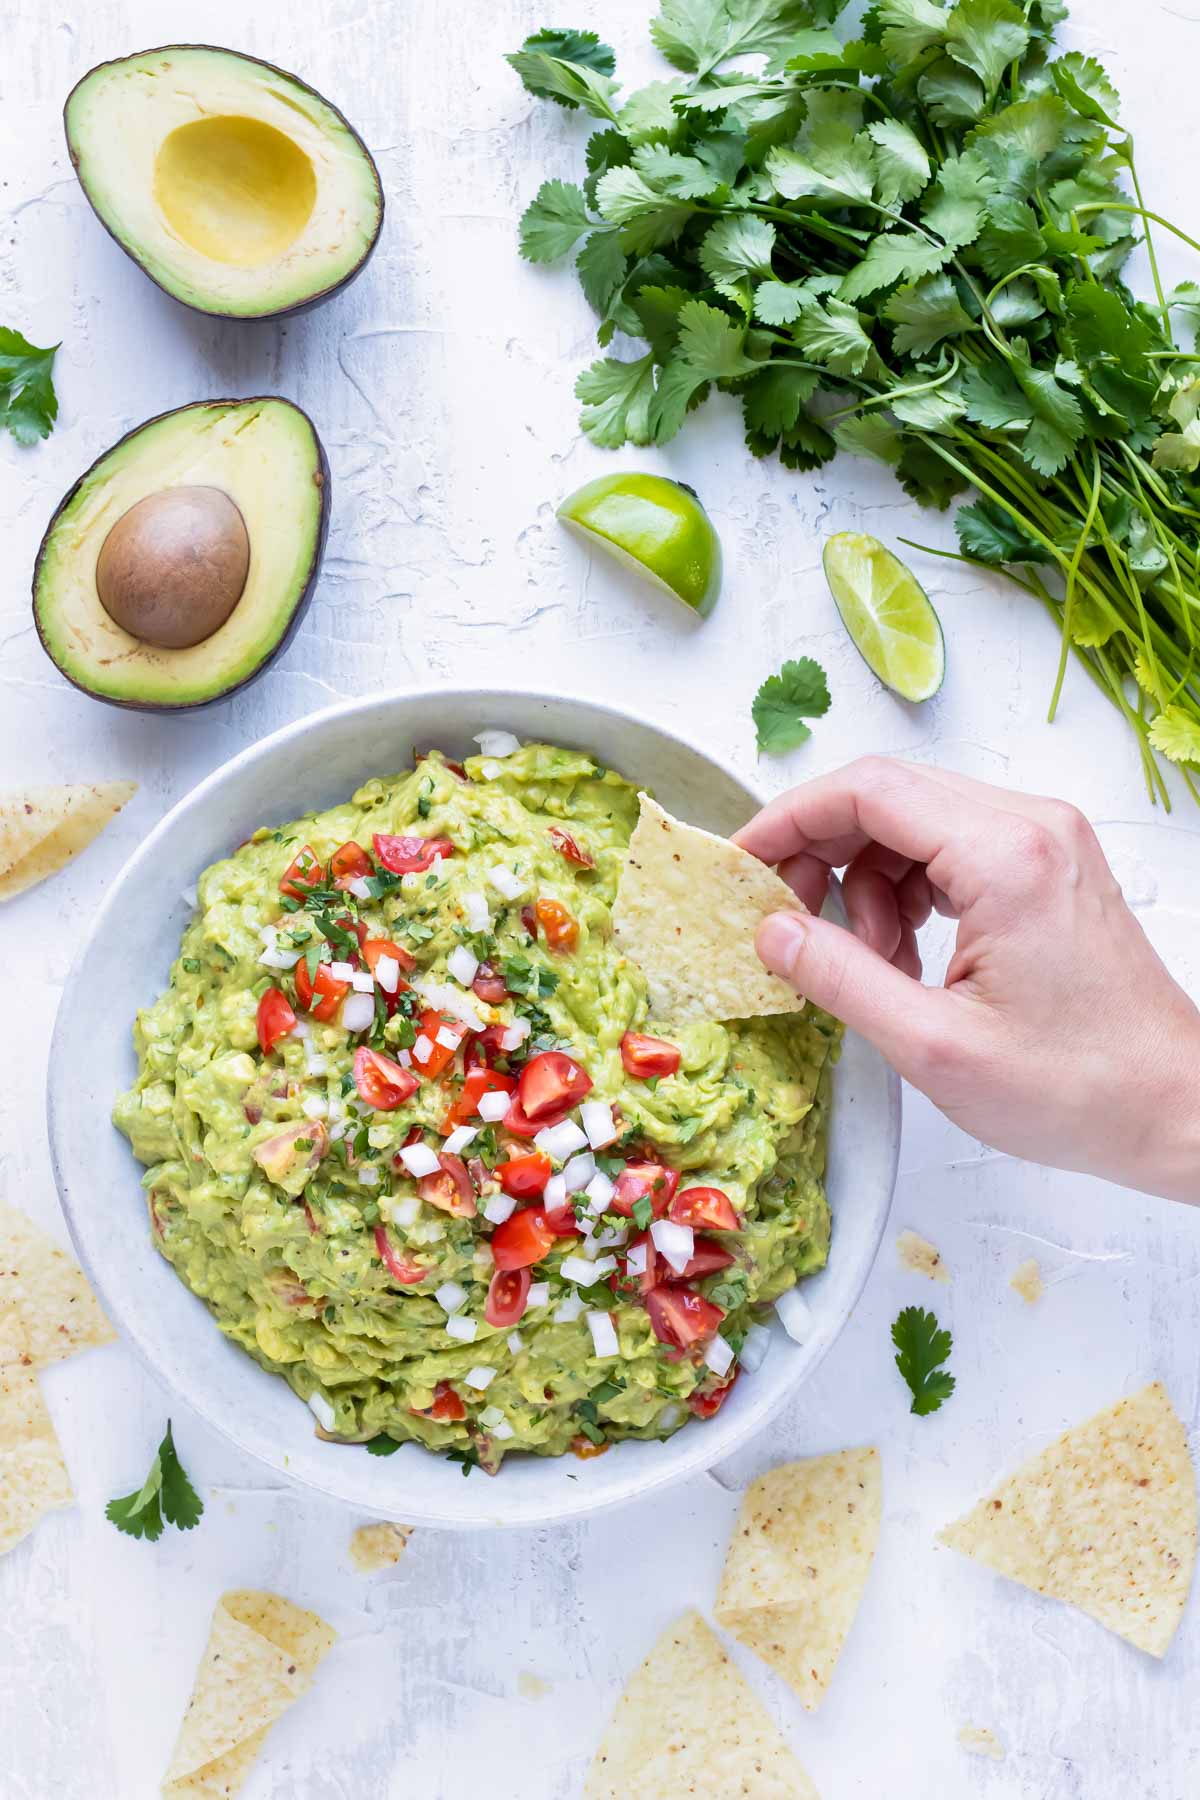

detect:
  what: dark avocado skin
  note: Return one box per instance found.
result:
[32,397,332,714]
[64,45,385,322]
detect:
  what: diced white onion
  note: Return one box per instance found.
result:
[500,1019,531,1051]
[625,1243,647,1276]
[390,1194,421,1228]
[473,1242,494,1270]
[484,1193,517,1225]
[367,1124,392,1149]
[258,931,302,971]
[358,1165,379,1187]
[349,970,375,994]
[658,1403,683,1432]
[412,1034,434,1066]
[341,993,376,1034]
[739,1322,772,1373]
[346,876,372,901]
[445,1314,478,1343]
[590,1224,628,1253]
[580,1101,618,1149]
[554,1292,585,1323]
[651,1219,694,1275]
[543,1173,568,1209]
[307,1391,335,1432]
[474,728,522,758]
[375,953,400,994]
[587,1312,620,1358]
[535,1120,588,1160]
[435,1025,462,1051]
[705,1333,735,1377]
[563,1152,596,1194]
[462,891,491,933]
[397,1049,412,1068]
[775,1285,813,1344]
[560,1254,615,1286]
[327,960,356,982]
[301,1095,328,1119]
[328,1119,346,1141]
[413,979,487,1033]
[526,1282,550,1308]
[428,854,446,881]
[435,1280,467,1315]
[584,1170,615,1212]
[465,1365,496,1390]
[507,1331,525,1353]
[443,1125,477,1155]
[447,945,479,987]
[492,1419,514,1440]
[399,1142,441,1178]
[476,1088,512,1123]
[479,1404,505,1428]
[292,1019,311,1040]
[487,864,526,901]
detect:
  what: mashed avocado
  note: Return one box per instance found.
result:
[114,744,839,1472]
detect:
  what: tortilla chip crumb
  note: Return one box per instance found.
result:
[958,1724,1005,1760]
[1010,1258,1045,1305]
[518,1670,550,1699]
[349,1521,412,1572]
[896,1230,949,1283]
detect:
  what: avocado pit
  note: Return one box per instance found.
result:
[95,485,250,649]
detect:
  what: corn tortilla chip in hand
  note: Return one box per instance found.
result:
[0,781,135,900]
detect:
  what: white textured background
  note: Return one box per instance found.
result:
[3,2,1200,1796]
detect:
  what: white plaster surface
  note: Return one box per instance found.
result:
[2,2,1199,1795]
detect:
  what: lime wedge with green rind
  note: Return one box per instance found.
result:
[557,472,720,617]
[822,532,945,702]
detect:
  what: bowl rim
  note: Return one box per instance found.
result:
[47,683,900,1525]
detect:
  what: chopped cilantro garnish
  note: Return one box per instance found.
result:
[105,1421,203,1542]
[892,1307,955,1417]
[181,958,201,974]
[417,794,432,819]
[366,1434,402,1457]
[446,1446,480,1477]
[631,1194,653,1231]
[502,954,558,1000]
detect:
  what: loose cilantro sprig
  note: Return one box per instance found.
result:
[511,2,1200,806]
[105,1421,204,1541]
[753,656,831,752]
[891,1306,955,1416]
[0,328,58,445]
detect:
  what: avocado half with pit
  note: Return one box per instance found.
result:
[64,45,383,318]
[33,397,330,711]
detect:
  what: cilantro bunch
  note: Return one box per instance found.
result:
[511,5,1200,805]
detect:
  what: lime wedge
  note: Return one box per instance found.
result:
[557,473,720,618]
[822,532,945,702]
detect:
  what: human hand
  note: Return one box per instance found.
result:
[734,759,1200,1204]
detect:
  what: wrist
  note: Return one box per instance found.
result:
[1139,1021,1200,1204]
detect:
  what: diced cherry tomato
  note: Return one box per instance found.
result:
[645,1285,725,1350]
[295,957,351,1022]
[373,1225,429,1284]
[547,825,595,868]
[442,1066,515,1132]
[418,1153,478,1218]
[471,959,508,1004]
[412,1010,461,1079]
[498,1151,552,1199]
[670,1185,740,1232]
[279,843,322,899]
[619,1230,661,1295]
[330,840,372,890]
[610,1161,679,1219]
[256,987,296,1054]
[676,1237,736,1280]
[688,1371,739,1418]
[491,1205,557,1271]
[534,896,579,953]
[464,1024,513,1070]
[520,904,538,938]
[361,936,417,978]
[620,1031,681,1080]
[413,1380,466,1422]
[372,833,455,874]
[571,1435,610,1459]
[541,1197,582,1237]
[354,1046,420,1110]
[485,1266,531,1328]
[509,1051,592,1130]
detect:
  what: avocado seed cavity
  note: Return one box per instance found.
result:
[95,486,250,649]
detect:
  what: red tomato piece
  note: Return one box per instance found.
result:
[295,958,351,1022]
[464,1024,513,1070]
[485,1266,531,1328]
[520,904,538,938]
[491,1205,556,1271]
[354,1046,420,1110]
[547,825,595,868]
[413,1380,466,1422]
[620,1230,661,1295]
[498,1151,552,1200]
[418,1154,477,1218]
[541,1197,582,1237]
[571,1435,610,1459]
[361,936,417,978]
[669,1186,740,1232]
[330,840,372,890]
[412,1010,461,1080]
[279,843,323,899]
[620,1031,682,1080]
[510,1051,592,1129]
[372,833,455,874]
[442,1066,515,1133]
[471,960,508,1004]
[688,1370,739,1418]
[373,1225,428,1285]
[610,1161,679,1220]
[256,987,296,1055]
[645,1285,725,1350]
[676,1237,736,1280]
[534,896,579,953]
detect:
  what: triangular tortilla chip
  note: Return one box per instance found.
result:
[0,1201,115,1368]
[0,1361,74,1556]
[0,781,135,900]
[939,1382,1197,1657]
[612,795,806,1025]
[583,1609,820,1799]
[715,1448,881,1711]
[164,1589,336,1797]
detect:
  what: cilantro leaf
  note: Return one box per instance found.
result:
[891,1306,955,1415]
[575,352,657,447]
[651,0,825,79]
[366,1433,402,1457]
[954,498,1053,565]
[883,272,975,357]
[698,215,777,305]
[839,233,953,303]
[866,119,931,207]
[765,134,875,207]
[106,1421,203,1542]
[596,167,697,252]
[518,28,616,80]
[518,181,592,263]
[674,299,762,382]
[1148,706,1200,766]
[877,0,950,64]
[506,43,619,120]
[0,328,59,445]
[752,656,831,753]
[944,0,1030,99]
[794,297,877,375]
[576,229,628,316]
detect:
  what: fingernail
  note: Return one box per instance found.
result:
[756,910,807,978]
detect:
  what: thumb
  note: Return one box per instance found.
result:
[756,909,949,1077]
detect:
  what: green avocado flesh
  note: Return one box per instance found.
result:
[113,745,839,1472]
[65,45,383,318]
[33,398,328,711]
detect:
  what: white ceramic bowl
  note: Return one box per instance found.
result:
[48,688,899,1528]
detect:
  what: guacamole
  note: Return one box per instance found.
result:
[114,743,839,1472]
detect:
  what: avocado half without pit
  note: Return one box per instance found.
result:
[64,45,383,318]
[33,397,330,711]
